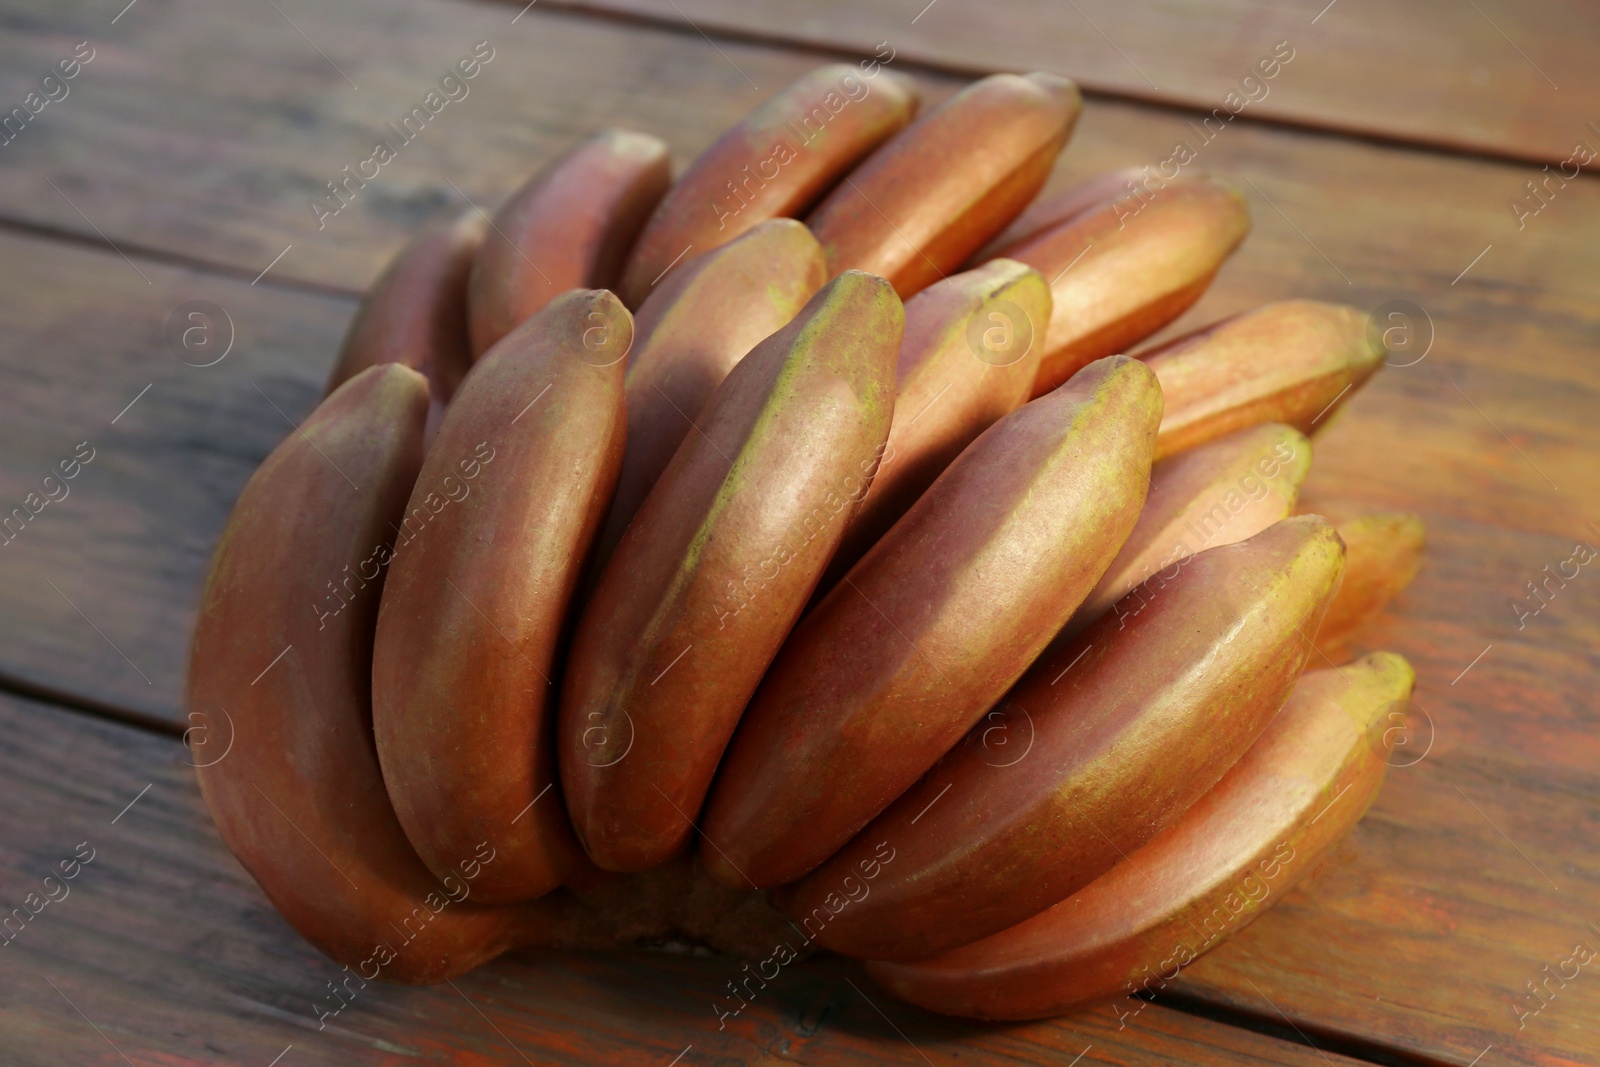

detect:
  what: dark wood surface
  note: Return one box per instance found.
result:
[0,230,348,723]
[555,0,1598,169]
[1179,508,1600,1067]
[0,0,1597,1063]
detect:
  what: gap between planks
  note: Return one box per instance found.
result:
[0,216,364,304]
[1155,990,1472,1067]
[489,0,1600,176]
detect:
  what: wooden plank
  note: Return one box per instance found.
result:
[0,229,350,725]
[0,1,1598,1062]
[552,0,1598,169]
[0,0,1594,533]
[0,692,1365,1066]
[1174,507,1600,1067]
[0,0,877,294]
[0,1,1596,356]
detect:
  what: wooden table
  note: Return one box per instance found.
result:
[0,1,1596,1063]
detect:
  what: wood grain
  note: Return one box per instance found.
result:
[0,0,1598,1063]
[0,229,349,725]
[552,0,1597,169]
[0,0,1595,537]
[0,692,1365,1066]
[1178,506,1600,1067]
[0,0,896,294]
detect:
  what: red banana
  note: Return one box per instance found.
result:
[809,72,1081,298]
[1061,422,1310,641]
[1309,507,1426,655]
[619,64,919,308]
[702,355,1162,890]
[372,291,631,905]
[820,258,1051,592]
[867,652,1414,1018]
[190,365,563,984]
[975,164,1152,261]
[987,177,1249,397]
[326,210,483,436]
[1141,300,1384,460]
[595,217,827,562]
[468,129,669,357]
[561,270,902,873]
[785,515,1345,961]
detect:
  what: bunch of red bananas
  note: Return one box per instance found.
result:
[188,65,1424,1020]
